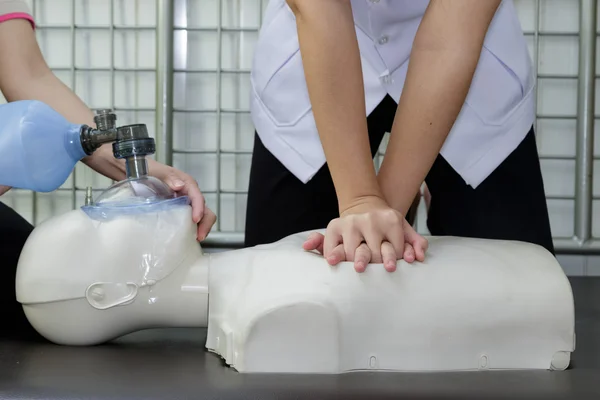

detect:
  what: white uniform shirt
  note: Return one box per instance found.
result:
[250,0,535,188]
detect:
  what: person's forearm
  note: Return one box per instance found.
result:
[8,71,127,181]
[377,0,501,215]
[0,19,126,181]
[289,0,382,212]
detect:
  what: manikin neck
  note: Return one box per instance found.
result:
[139,247,210,329]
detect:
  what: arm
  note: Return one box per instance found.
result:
[0,18,216,238]
[0,19,126,180]
[377,0,502,215]
[288,0,429,270]
[287,0,383,212]
[0,18,130,181]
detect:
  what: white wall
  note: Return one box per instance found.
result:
[1,0,598,274]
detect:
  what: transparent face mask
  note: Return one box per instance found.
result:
[80,176,193,289]
[82,176,190,221]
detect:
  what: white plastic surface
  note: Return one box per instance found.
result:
[206,232,575,373]
[16,208,575,372]
[15,206,209,345]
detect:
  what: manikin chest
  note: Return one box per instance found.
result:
[206,232,575,373]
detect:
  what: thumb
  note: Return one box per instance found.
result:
[303,232,325,254]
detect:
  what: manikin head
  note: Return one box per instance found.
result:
[15,176,209,345]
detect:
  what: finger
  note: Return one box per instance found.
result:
[165,175,206,224]
[360,217,384,263]
[383,216,405,258]
[324,222,343,262]
[381,241,397,272]
[303,232,325,254]
[196,209,217,241]
[404,222,428,262]
[342,230,363,262]
[354,243,371,273]
[403,242,416,263]
[327,244,346,266]
[185,183,206,224]
[363,232,384,264]
[416,238,429,262]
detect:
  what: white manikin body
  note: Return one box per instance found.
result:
[15,204,576,374]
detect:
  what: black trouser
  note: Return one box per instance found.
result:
[0,201,43,340]
[245,95,555,255]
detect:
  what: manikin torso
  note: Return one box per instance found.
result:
[15,202,575,374]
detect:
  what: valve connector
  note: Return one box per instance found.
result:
[112,124,155,160]
[111,124,155,179]
[94,109,117,132]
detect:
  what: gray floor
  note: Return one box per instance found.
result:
[0,277,599,400]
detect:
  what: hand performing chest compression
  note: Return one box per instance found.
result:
[302,195,429,273]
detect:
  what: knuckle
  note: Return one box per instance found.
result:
[326,218,340,231]
[346,216,357,229]
[381,208,398,220]
[363,216,376,232]
[391,212,403,225]
[377,210,401,231]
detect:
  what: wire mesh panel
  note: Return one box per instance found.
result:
[0,0,597,254]
[171,0,264,234]
[512,0,581,240]
[0,0,158,225]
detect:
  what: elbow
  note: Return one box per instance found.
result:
[0,57,52,102]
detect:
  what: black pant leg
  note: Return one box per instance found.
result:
[244,95,398,247]
[425,127,555,254]
[0,201,43,340]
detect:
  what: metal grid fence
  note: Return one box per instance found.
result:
[1,0,598,253]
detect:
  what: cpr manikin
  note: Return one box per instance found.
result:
[15,176,576,373]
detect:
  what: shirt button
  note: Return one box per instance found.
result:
[380,75,392,85]
[378,35,388,45]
